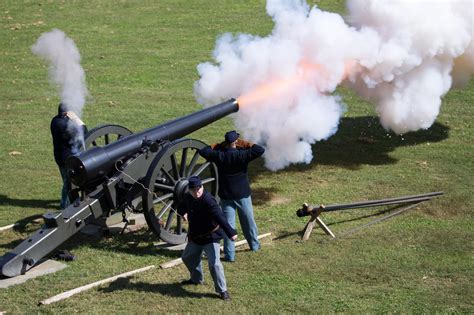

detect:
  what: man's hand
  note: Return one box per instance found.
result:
[236,139,253,149]
[231,234,237,241]
[65,111,85,126]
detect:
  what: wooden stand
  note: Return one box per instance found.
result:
[301,204,335,241]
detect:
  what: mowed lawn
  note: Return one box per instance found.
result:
[0,0,472,313]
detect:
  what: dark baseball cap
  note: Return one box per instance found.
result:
[225,130,239,143]
[188,176,202,188]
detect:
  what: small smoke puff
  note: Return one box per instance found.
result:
[32,28,88,117]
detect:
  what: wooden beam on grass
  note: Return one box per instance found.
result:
[39,265,155,305]
[0,223,19,232]
[160,232,272,269]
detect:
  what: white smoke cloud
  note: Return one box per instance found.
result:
[32,28,89,117]
[194,0,473,171]
[346,0,473,134]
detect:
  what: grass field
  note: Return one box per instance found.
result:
[0,0,473,313]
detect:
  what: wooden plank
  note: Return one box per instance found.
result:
[315,217,335,238]
[230,232,272,249]
[165,243,187,251]
[0,223,18,232]
[39,265,155,305]
[302,216,317,241]
[160,257,183,269]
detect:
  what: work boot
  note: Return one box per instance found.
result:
[180,279,200,285]
[220,291,231,301]
[54,249,76,261]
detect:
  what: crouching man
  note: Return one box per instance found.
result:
[178,176,237,301]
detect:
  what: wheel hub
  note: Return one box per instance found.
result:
[173,179,189,204]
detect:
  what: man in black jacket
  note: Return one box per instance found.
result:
[50,103,87,209]
[178,176,237,301]
[199,130,265,262]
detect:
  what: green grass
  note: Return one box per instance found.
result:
[1,0,473,313]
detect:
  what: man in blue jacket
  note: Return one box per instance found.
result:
[50,103,87,209]
[199,130,265,262]
[178,176,237,301]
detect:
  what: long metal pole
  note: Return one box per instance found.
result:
[296,191,443,217]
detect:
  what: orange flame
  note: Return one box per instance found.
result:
[237,60,356,108]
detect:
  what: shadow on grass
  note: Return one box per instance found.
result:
[274,204,411,241]
[248,117,449,178]
[314,117,449,169]
[61,230,177,258]
[324,204,405,226]
[272,230,303,241]
[0,214,46,250]
[12,214,44,230]
[251,187,281,206]
[98,277,218,299]
[0,194,60,210]
[0,216,186,261]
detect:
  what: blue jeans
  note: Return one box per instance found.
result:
[59,166,71,209]
[221,196,260,261]
[181,241,227,293]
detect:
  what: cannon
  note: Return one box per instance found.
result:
[0,98,239,277]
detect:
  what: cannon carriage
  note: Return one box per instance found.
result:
[0,99,239,277]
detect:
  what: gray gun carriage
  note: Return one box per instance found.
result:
[0,99,239,277]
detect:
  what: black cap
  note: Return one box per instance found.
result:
[58,102,67,115]
[188,176,202,188]
[225,130,239,143]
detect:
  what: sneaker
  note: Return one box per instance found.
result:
[222,257,235,263]
[180,279,200,285]
[220,291,231,301]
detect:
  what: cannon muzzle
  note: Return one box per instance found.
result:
[66,98,239,187]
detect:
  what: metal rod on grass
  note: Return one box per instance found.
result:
[297,191,443,217]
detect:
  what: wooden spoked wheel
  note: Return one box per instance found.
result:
[142,139,218,245]
[84,124,133,149]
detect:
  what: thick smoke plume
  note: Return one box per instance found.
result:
[194,0,473,171]
[32,28,89,117]
[32,29,89,151]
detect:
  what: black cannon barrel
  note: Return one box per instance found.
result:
[66,98,239,186]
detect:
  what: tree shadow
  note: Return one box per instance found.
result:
[98,277,218,299]
[0,194,60,210]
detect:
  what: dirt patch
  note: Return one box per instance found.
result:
[252,189,290,207]
[269,195,291,206]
